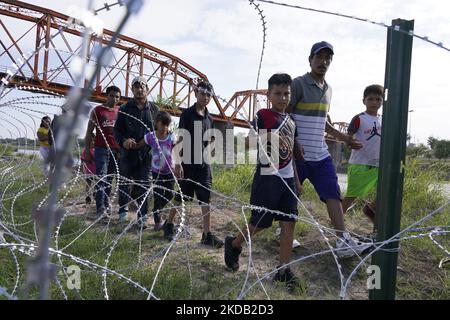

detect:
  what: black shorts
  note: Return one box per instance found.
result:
[249,169,298,229]
[174,164,212,204]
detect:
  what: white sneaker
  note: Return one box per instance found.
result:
[275,227,301,249]
[335,232,373,258]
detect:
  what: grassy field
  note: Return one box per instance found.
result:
[0,157,448,300]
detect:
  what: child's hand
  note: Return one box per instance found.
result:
[347,137,363,150]
[293,142,305,161]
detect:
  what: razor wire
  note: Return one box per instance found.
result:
[248,0,268,89]
[0,0,449,301]
[254,0,450,53]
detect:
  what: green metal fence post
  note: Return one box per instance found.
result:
[369,18,414,300]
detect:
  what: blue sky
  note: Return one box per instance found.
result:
[3,0,450,144]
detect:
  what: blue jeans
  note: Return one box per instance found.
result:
[95,147,119,214]
[118,158,151,220]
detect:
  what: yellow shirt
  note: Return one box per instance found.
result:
[37,127,49,147]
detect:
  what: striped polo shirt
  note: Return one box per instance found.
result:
[289,72,332,162]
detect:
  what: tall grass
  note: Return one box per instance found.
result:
[212,164,255,202]
[0,143,17,156]
[402,160,449,224]
[1,157,448,299]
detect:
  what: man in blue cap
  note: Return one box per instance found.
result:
[288,41,372,258]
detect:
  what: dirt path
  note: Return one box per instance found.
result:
[63,194,380,299]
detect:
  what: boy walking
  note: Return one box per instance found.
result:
[342,85,384,224]
[84,85,121,217]
[163,81,223,248]
[224,73,302,292]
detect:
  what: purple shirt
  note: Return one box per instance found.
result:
[144,132,175,175]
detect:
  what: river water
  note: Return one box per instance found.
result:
[337,173,450,198]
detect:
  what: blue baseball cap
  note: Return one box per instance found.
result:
[310,41,334,56]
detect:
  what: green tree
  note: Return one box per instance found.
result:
[434,140,450,159]
[427,136,438,150]
[406,143,429,158]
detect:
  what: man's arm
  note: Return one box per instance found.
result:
[325,117,362,150]
[293,139,304,161]
[173,134,184,178]
[204,115,216,148]
[172,112,186,178]
[325,119,347,141]
[293,160,303,196]
[114,106,131,149]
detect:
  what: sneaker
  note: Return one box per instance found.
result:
[275,227,301,249]
[363,204,375,223]
[201,232,224,248]
[224,236,241,271]
[335,232,373,258]
[292,239,301,249]
[163,221,175,241]
[273,266,299,293]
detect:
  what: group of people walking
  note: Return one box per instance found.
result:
[36,40,383,293]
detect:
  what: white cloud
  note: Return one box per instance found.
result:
[4,0,450,143]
